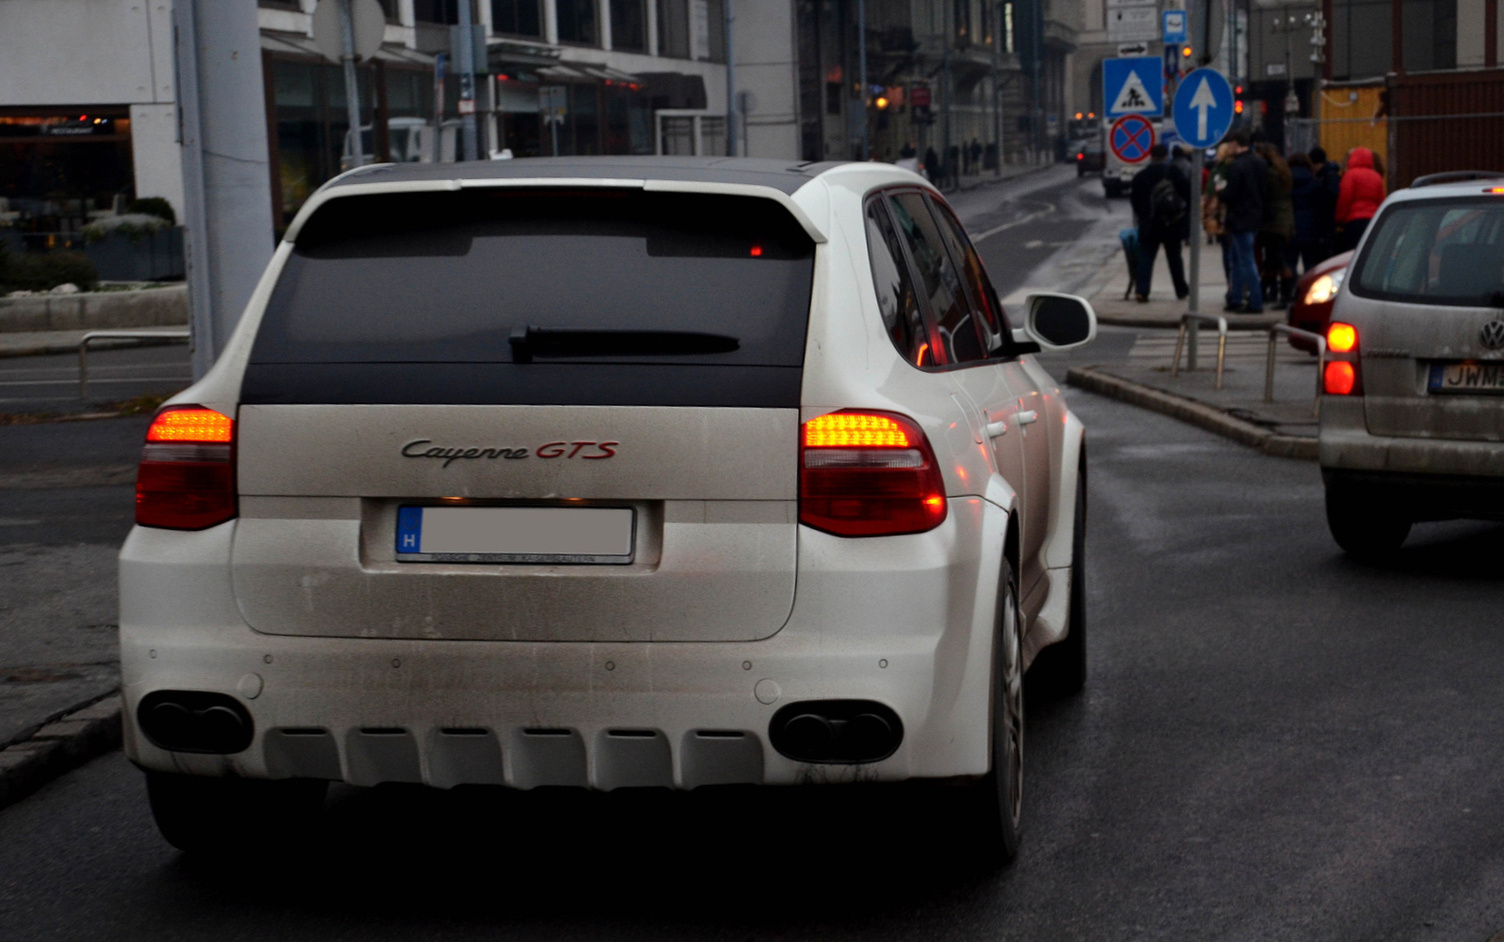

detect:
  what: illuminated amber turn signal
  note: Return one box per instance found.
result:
[1327,322,1357,354]
[804,412,914,448]
[146,408,234,443]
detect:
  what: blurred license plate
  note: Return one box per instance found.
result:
[1428,362,1504,394]
[396,506,635,564]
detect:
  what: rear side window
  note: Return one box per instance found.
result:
[864,198,933,366]
[925,196,1014,358]
[887,192,986,364]
[1353,198,1504,306]
[244,190,816,406]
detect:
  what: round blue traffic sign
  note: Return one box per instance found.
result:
[1110,114,1156,164]
[1172,68,1235,149]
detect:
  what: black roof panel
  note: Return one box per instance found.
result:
[325,156,849,195]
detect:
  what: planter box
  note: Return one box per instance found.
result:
[83,227,184,282]
[0,284,187,332]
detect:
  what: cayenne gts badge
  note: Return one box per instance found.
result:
[401,439,619,467]
[1481,320,1504,351]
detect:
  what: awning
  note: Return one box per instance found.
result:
[260,31,435,68]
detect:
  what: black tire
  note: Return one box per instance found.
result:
[1324,480,1410,557]
[1029,467,1087,698]
[953,560,1025,867]
[145,770,327,856]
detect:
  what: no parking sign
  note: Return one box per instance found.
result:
[1109,114,1156,164]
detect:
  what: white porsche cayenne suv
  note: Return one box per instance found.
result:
[122,157,1095,863]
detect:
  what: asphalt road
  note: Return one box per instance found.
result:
[8,167,1504,939]
[0,343,192,415]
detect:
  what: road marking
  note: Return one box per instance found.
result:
[971,202,1056,244]
[0,376,190,388]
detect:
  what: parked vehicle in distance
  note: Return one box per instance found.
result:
[1319,178,1504,555]
[120,157,1098,865]
[1074,138,1104,177]
[1101,117,1159,197]
[1286,250,1352,352]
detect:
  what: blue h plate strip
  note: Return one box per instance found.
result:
[396,506,423,554]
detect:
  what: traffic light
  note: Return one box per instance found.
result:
[875,95,890,110]
[1181,45,1193,59]
[1234,85,1244,115]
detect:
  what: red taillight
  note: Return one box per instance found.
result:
[1323,321,1362,395]
[1324,361,1357,395]
[135,406,237,530]
[799,410,947,537]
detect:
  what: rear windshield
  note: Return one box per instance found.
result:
[243,190,815,407]
[1352,198,1504,306]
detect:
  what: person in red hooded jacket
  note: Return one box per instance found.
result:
[1335,147,1386,252]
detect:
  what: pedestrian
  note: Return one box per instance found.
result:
[1128,143,1191,302]
[970,138,982,176]
[1218,130,1268,313]
[947,144,961,188]
[1335,146,1385,253]
[1254,142,1295,309]
[924,146,941,183]
[1309,146,1342,259]
[1286,153,1325,278]
[1204,144,1235,285]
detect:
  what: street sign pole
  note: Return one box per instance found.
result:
[338,0,364,168]
[1172,67,1235,370]
[1188,145,1203,369]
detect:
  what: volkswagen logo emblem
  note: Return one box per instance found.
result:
[1483,320,1504,351]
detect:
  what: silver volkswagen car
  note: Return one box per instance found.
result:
[122,158,1095,862]
[1320,174,1504,555]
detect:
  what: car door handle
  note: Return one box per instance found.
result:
[1017,410,1039,425]
[985,420,1009,439]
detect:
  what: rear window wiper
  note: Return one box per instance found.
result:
[508,326,740,363]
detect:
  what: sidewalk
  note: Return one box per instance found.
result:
[1069,233,1324,459]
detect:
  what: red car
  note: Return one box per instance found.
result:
[1287,250,1353,352]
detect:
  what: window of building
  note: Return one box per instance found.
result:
[1003,3,1015,54]
[557,0,599,44]
[610,0,647,52]
[955,0,972,44]
[490,0,541,36]
[258,0,303,10]
[413,0,459,24]
[657,0,722,60]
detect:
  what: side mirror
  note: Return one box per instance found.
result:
[1024,293,1097,350]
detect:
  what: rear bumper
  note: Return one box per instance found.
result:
[120,497,1005,790]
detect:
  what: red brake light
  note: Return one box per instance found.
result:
[799,410,947,537]
[1324,361,1357,395]
[1327,322,1357,353]
[135,406,237,530]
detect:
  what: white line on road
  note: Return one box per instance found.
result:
[971,202,1057,243]
[0,376,190,389]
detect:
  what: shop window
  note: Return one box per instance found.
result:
[570,84,600,153]
[610,0,647,52]
[557,0,599,45]
[490,0,540,36]
[660,116,695,154]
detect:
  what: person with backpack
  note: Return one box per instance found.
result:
[1129,143,1191,302]
[1309,146,1342,259]
[1254,142,1295,309]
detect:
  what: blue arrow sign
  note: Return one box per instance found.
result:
[1104,56,1164,118]
[1172,68,1235,148]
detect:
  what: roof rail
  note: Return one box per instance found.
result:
[1410,170,1504,188]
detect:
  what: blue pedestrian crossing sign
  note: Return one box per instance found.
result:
[1172,68,1235,148]
[1104,56,1164,118]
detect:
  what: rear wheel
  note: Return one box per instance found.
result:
[953,560,1024,866]
[1324,480,1411,557]
[146,771,327,856]
[1029,467,1087,698]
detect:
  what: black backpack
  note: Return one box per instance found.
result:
[1150,176,1188,228]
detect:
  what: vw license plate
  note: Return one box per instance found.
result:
[396,506,635,564]
[1429,362,1504,394]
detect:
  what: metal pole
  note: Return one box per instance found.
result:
[339,0,365,167]
[994,0,1003,175]
[457,0,479,161]
[857,0,868,160]
[725,0,737,156]
[172,0,277,378]
[432,51,446,161]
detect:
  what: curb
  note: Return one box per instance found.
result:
[1066,365,1319,461]
[0,693,122,811]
